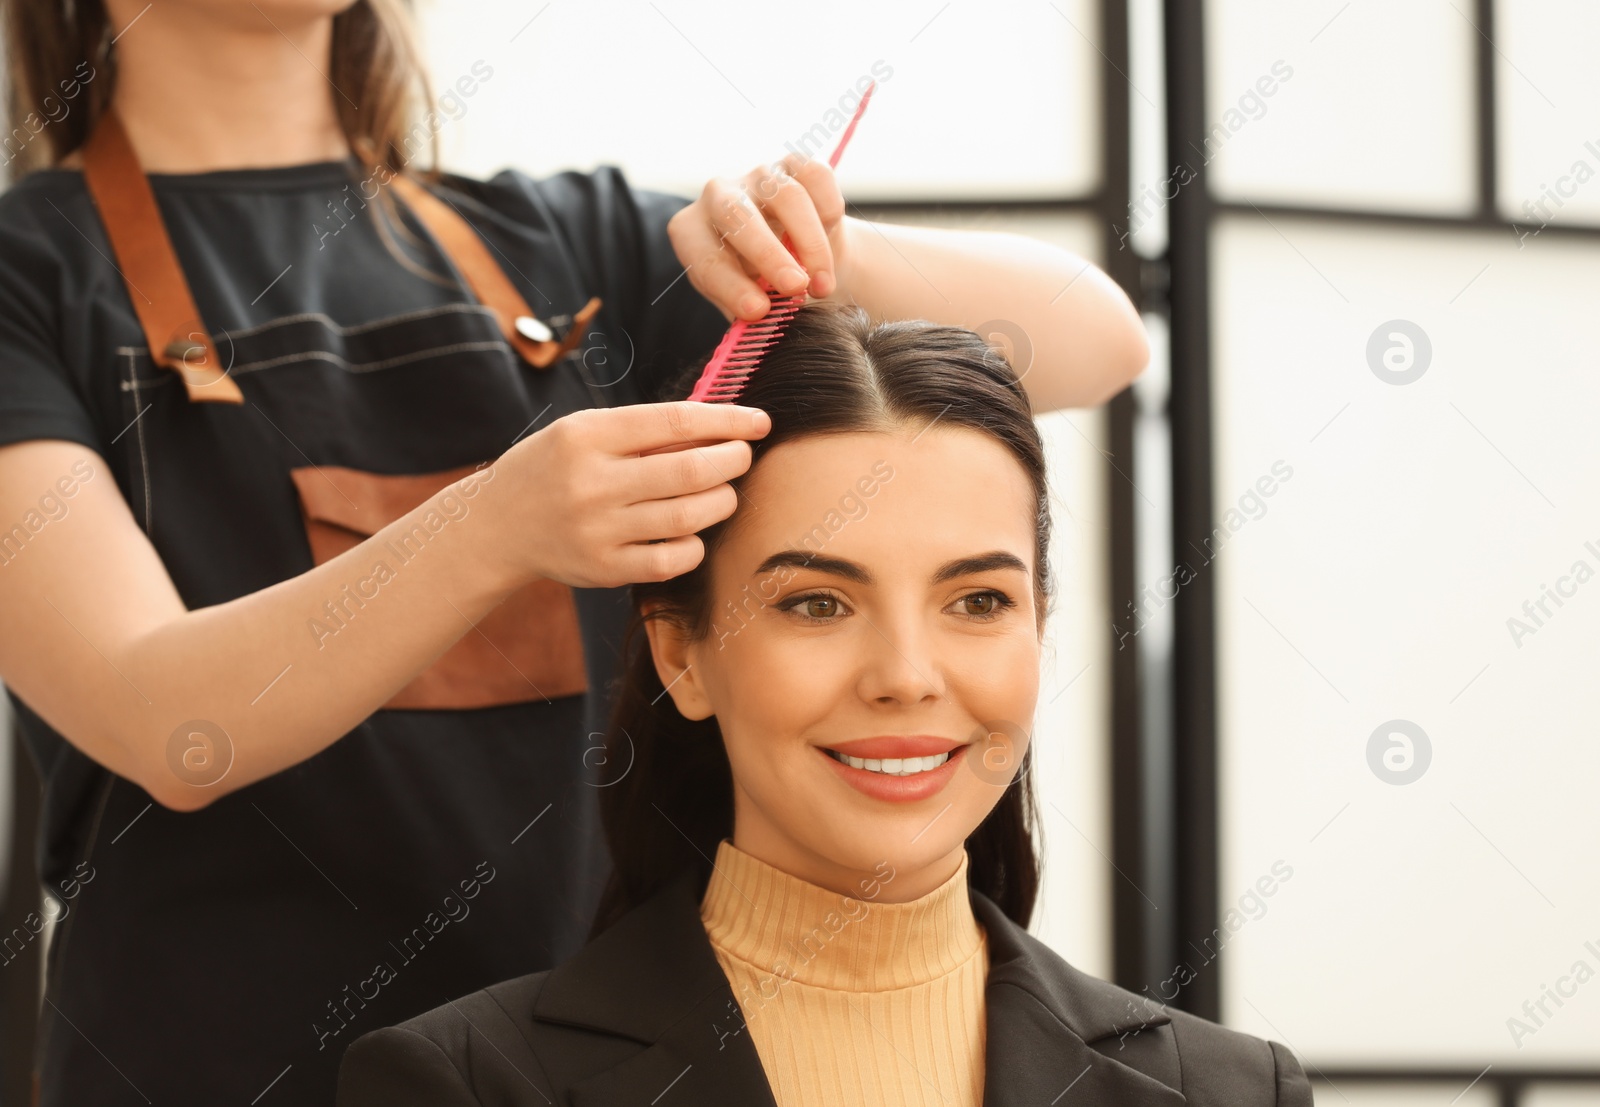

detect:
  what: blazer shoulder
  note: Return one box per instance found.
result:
[336,971,558,1107]
[1162,1006,1315,1106]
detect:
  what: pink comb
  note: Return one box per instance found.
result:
[686,81,876,403]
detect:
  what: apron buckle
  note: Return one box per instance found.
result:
[514,314,553,344]
[163,337,206,362]
[158,331,242,402]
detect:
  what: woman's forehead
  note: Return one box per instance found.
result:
[721,428,1037,575]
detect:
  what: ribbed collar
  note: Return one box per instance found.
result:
[698,837,985,992]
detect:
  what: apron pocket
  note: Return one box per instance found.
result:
[288,462,589,710]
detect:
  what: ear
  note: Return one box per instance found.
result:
[641,603,714,721]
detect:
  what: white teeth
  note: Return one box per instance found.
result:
[828,750,953,775]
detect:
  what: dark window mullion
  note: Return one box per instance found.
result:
[1161,0,1220,1022]
[1096,0,1159,997]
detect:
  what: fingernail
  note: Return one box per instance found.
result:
[740,293,767,316]
[779,266,807,291]
[748,409,770,432]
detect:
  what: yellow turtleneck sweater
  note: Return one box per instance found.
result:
[699,837,989,1107]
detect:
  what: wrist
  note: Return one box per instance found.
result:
[445,461,534,595]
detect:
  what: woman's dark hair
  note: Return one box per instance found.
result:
[590,300,1052,938]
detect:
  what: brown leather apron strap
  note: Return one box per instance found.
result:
[78,106,602,404]
[386,172,602,368]
[81,107,244,404]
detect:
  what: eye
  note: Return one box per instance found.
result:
[952,590,1017,621]
[780,591,850,623]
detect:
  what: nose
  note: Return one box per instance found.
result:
[854,607,945,706]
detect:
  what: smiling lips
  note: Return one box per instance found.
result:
[825,735,966,760]
[818,735,972,803]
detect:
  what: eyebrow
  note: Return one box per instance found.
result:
[752,549,1029,586]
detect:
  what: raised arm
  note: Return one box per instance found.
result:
[667,156,1150,413]
[821,214,1149,410]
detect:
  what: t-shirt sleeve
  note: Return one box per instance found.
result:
[475,164,731,405]
[0,201,105,454]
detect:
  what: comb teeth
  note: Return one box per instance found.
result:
[685,290,807,404]
[684,79,874,406]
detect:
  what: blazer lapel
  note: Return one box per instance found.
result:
[531,869,779,1107]
[531,870,1183,1107]
[973,892,1186,1106]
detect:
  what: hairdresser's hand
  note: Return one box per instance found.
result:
[669,153,858,323]
[481,402,770,589]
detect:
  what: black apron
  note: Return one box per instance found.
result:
[26,107,644,1106]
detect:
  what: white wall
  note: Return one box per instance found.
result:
[1205,0,1600,1075]
[413,0,1101,200]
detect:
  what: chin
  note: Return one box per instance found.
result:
[807,816,975,888]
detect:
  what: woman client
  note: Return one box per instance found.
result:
[337,301,1314,1106]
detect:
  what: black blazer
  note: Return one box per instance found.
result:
[337,868,1314,1106]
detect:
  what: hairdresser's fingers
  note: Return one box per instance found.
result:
[626,482,741,545]
[689,235,777,324]
[638,437,714,457]
[778,152,846,226]
[613,533,708,584]
[666,187,743,323]
[667,204,763,322]
[601,400,770,456]
[733,160,835,298]
[718,167,813,297]
[672,176,806,320]
[624,439,754,505]
[773,153,844,292]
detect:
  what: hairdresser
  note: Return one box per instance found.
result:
[0,1,1147,1103]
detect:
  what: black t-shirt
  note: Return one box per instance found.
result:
[0,157,725,1105]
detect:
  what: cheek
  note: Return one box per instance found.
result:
[708,639,839,818]
[699,632,842,754]
[952,632,1041,718]
[949,636,1039,788]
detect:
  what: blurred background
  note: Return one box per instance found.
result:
[3,1,1597,1102]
